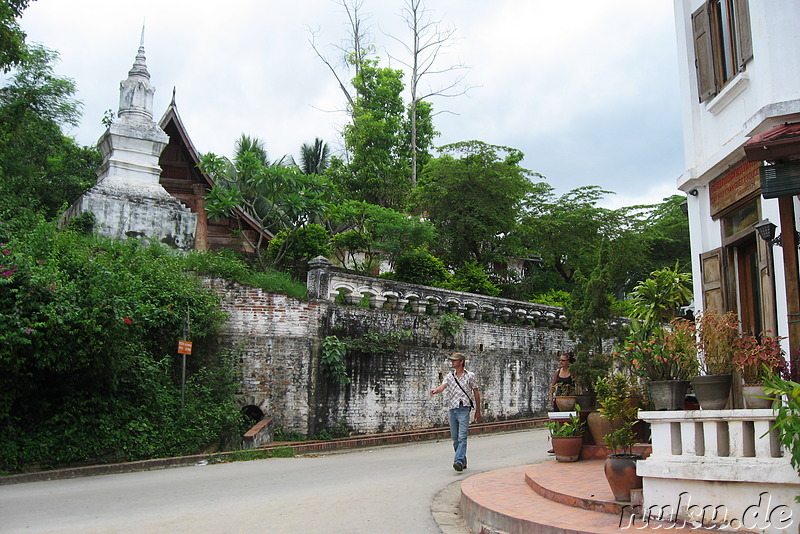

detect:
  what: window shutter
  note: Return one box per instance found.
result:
[700,248,726,313]
[692,3,717,102]
[757,235,777,335]
[734,0,753,68]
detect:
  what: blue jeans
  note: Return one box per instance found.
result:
[449,406,471,465]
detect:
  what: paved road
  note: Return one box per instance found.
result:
[0,427,551,534]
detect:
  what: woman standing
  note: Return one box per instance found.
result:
[550,352,576,409]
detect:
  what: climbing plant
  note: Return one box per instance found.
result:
[321,335,350,385]
[438,313,466,338]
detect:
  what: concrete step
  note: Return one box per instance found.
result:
[461,460,706,534]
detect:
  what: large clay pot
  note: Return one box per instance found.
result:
[586,411,616,446]
[551,436,583,462]
[647,380,689,410]
[575,393,594,410]
[742,385,775,409]
[604,453,643,502]
[691,374,732,410]
[555,396,577,411]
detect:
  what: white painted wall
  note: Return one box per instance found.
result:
[673,0,800,345]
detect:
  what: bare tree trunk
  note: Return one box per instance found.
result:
[393,0,471,189]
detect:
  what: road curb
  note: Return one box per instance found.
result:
[1,417,547,486]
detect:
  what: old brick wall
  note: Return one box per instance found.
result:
[205,278,576,436]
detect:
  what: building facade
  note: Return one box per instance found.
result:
[674,0,800,381]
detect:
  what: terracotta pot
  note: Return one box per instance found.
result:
[575,393,594,410]
[586,411,617,446]
[551,436,583,462]
[555,396,577,411]
[691,374,732,410]
[647,380,689,410]
[604,453,643,502]
[742,385,775,409]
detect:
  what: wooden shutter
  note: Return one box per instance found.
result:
[692,3,717,102]
[700,248,726,313]
[757,234,777,334]
[734,0,754,68]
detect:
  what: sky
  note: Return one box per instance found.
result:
[18,0,685,209]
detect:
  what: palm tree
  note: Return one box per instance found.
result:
[297,138,330,175]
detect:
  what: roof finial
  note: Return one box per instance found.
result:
[128,24,150,79]
[171,86,176,107]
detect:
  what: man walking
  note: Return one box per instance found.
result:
[430,353,481,472]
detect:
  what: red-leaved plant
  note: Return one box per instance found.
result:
[733,332,788,385]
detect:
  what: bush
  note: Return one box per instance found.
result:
[445,261,500,296]
[184,248,307,300]
[0,221,245,473]
[393,248,450,287]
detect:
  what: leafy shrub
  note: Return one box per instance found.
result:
[445,261,500,296]
[183,248,307,300]
[530,289,570,307]
[393,248,450,287]
[438,313,466,338]
[267,224,332,277]
[0,222,245,472]
[321,335,349,385]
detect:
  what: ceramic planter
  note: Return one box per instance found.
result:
[647,380,689,410]
[742,384,775,409]
[554,395,577,411]
[551,436,583,462]
[586,411,616,446]
[604,453,643,502]
[690,374,732,410]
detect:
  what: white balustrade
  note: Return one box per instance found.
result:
[636,409,800,533]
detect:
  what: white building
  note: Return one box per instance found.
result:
[674,0,800,380]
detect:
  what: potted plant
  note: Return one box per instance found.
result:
[551,381,577,411]
[618,319,699,410]
[692,310,739,409]
[547,408,585,462]
[596,373,642,502]
[733,331,788,408]
[569,351,613,409]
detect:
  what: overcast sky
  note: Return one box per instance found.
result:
[19,0,684,209]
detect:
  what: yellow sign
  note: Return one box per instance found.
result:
[177,340,192,355]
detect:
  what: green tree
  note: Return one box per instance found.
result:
[446,261,500,297]
[565,262,626,355]
[339,58,410,207]
[0,43,100,220]
[328,200,436,273]
[296,138,330,175]
[199,134,332,270]
[267,223,332,278]
[518,185,655,297]
[0,0,33,72]
[393,247,449,287]
[413,140,537,269]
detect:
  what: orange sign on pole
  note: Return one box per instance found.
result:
[177,340,193,355]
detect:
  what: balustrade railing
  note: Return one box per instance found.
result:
[639,409,795,485]
[306,256,571,328]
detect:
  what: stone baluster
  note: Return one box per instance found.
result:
[680,421,699,456]
[369,294,387,310]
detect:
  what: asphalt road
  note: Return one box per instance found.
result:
[0,427,551,534]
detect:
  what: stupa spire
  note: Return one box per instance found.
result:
[118,26,155,122]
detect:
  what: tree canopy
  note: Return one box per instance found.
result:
[0,43,100,220]
[413,140,538,269]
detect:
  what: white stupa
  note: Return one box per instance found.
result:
[60,29,197,250]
